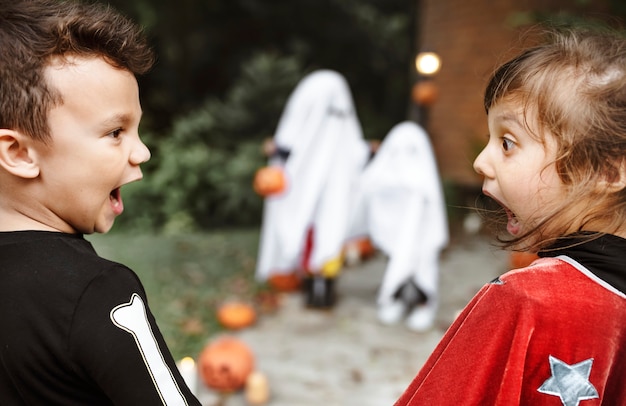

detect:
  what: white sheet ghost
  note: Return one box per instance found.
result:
[255,70,370,281]
[349,121,448,329]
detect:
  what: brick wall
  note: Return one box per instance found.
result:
[417,0,610,186]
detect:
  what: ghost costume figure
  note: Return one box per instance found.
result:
[255,70,370,295]
[350,121,448,331]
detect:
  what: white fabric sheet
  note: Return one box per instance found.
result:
[349,121,448,306]
[255,70,370,280]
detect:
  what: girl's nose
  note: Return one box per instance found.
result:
[473,147,491,178]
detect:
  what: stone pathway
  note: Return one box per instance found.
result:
[195,234,509,406]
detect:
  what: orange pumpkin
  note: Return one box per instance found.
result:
[510,251,539,269]
[268,271,302,292]
[356,237,375,259]
[217,301,257,330]
[411,80,438,106]
[253,166,287,196]
[199,336,255,392]
[343,237,376,266]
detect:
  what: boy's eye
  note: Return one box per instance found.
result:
[108,128,123,138]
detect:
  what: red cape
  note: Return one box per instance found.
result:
[395,257,626,405]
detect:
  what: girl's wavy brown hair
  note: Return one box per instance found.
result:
[483,27,626,252]
[0,0,155,142]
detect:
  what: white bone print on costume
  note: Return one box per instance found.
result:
[111,293,188,406]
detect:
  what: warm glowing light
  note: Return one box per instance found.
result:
[180,356,195,370]
[177,356,198,394]
[415,52,441,76]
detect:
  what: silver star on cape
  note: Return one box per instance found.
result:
[537,355,599,406]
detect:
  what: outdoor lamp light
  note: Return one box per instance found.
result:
[412,51,441,126]
[415,52,441,76]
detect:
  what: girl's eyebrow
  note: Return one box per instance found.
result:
[496,112,522,126]
[491,111,527,135]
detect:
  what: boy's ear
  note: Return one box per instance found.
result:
[0,129,40,179]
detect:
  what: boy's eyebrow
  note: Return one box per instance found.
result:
[99,112,142,128]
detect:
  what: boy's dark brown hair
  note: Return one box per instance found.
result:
[0,0,155,142]
[483,27,626,251]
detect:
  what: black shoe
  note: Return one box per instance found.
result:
[303,275,336,309]
[393,279,428,307]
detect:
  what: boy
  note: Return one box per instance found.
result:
[0,1,201,404]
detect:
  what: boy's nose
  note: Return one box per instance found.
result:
[130,138,151,165]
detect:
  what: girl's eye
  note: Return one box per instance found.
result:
[501,137,514,152]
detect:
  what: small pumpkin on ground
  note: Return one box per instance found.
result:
[267,271,302,292]
[217,301,257,330]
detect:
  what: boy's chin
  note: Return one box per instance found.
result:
[93,220,116,234]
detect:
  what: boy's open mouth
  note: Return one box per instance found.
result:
[109,187,124,215]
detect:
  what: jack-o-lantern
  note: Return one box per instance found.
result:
[411,80,438,106]
[216,301,257,330]
[199,336,255,392]
[253,166,287,196]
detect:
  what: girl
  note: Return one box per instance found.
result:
[395,28,626,405]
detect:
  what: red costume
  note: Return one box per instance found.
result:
[395,235,626,405]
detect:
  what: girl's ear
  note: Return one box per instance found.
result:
[0,129,40,179]
[600,158,626,192]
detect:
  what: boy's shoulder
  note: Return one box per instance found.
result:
[0,230,135,283]
[0,230,144,316]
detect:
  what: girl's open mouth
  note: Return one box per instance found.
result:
[505,207,520,235]
[109,187,124,215]
[483,191,520,236]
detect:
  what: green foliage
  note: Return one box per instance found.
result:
[116,53,303,232]
[100,0,414,231]
[88,230,261,360]
[104,0,414,138]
